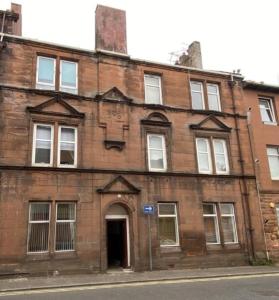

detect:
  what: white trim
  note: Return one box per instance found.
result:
[196,138,212,174]
[190,81,205,110]
[267,146,279,180]
[144,74,163,104]
[213,139,230,175]
[147,134,167,172]
[203,203,221,245]
[259,97,276,124]
[158,203,179,247]
[59,60,78,94]
[58,126,77,168]
[55,202,76,252]
[105,214,130,268]
[27,202,51,254]
[32,123,54,167]
[36,56,56,90]
[220,203,238,244]
[207,83,221,111]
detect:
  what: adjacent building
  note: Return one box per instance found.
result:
[0,3,269,275]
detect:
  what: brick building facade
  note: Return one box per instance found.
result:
[243,82,279,260]
[0,4,268,275]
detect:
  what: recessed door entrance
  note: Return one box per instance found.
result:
[105,204,130,269]
[107,219,127,268]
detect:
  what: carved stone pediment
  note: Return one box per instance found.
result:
[97,175,140,194]
[26,95,84,119]
[96,87,132,103]
[189,115,231,132]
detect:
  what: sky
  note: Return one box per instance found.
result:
[1,0,279,84]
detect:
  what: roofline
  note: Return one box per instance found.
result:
[1,33,243,79]
[243,80,279,93]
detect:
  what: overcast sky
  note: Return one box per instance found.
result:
[1,0,279,84]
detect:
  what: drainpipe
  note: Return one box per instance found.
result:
[246,108,270,260]
[228,75,255,261]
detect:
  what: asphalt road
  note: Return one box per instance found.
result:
[1,274,279,300]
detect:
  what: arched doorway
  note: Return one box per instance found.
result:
[105,204,130,269]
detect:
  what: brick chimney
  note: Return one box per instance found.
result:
[176,41,203,69]
[95,5,127,54]
[0,3,22,36]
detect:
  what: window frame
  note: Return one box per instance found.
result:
[27,202,51,254]
[55,202,76,252]
[213,139,230,175]
[57,126,78,168]
[190,81,205,110]
[147,134,167,172]
[276,205,279,225]
[157,203,179,247]
[36,56,56,90]
[203,203,220,245]
[220,203,238,244]
[59,60,78,94]
[203,203,238,246]
[144,74,163,105]
[267,146,279,180]
[259,97,276,124]
[207,83,221,112]
[196,137,212,174]
[32,123,54,167]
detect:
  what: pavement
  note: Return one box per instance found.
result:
[1,265,279,293]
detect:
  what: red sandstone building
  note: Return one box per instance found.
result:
[0,4,269,275]
[244,82,279,260]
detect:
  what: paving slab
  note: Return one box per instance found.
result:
[1,265,279,292]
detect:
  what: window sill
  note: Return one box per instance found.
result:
[263,121,277,126]
[160,245,181,253]
[206,243,240,251]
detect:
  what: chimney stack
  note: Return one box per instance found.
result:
[176,41,203,69]
[0,3,22,36]
[95,5,127,54]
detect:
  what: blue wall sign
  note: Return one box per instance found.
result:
[143,204,155,215]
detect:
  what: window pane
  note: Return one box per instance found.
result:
[30,203,50,221]
[197,139,208,152]
[56,203,76,251]
[35,142,51,164]
[259,99,274,122]
[208,94,220,111]
[207,84,218,94]
[37,126,51,140]
[198,153,210,171]
[145,76,160,86]
[28,223,49,252]
[267,147,278,156]
[191,82,202,92]
[191,91,204,109]
[28,203,50,253]
[61,128,75,142]
[145,86,161,104]
[159,204,175,215]
[61,61,77,87]
[221,216,236,243]
[204,217,218,243]
[149,135,163,149]
[159,217,177,245]
[220,203,234,215]
[213,140,224,154]
[276,206,279,225]
[268,155,279,178]
[38,57,54,84]
[57,203,75,220]
[215,154,227,172]
[203,204,215,215]
[150,149,164,169]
